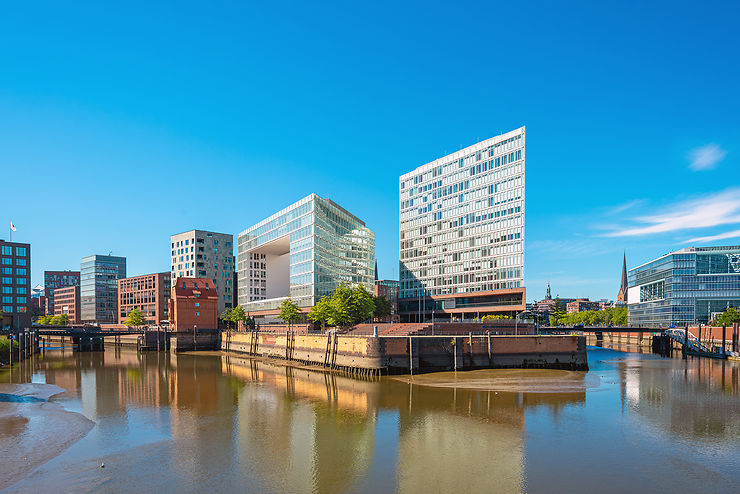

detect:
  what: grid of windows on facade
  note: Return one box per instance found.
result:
[398,129,524,299]
[170,231,234,311]
[80,255,126,323]
[237,194,375,311]
[247,253,267,301]
[628,246,740,327]
[0,243,30,320]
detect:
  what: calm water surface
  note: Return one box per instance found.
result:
[1,346,738,493]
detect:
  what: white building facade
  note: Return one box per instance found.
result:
[398,128,526,320]
[170,230,235,314]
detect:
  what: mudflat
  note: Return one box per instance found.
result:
[0,383,94,490]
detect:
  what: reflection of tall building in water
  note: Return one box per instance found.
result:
[621,355,739,439]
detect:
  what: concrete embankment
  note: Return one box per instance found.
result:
[222,332,587,374]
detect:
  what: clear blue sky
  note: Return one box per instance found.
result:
[1,1,738,301]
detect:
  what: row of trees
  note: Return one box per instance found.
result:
[36,314,70,326]
[276,283,392,330]
[548,306,628,326]
[220,306,256,330]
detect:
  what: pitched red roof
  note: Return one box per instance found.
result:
[172,277,218,299]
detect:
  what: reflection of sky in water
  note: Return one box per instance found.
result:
[0,346,737,493]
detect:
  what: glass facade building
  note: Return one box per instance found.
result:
[80,254,127,323]
[628,246,740,327]
[398,128,525,320]
[237,194,375,313]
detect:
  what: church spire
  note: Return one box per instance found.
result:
[618,252,628,302]
[546,281,551,300]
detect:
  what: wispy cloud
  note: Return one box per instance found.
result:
[608,199,644,215]
[688,143,727,171]
[603,188,740,237]
[685,228,740,244]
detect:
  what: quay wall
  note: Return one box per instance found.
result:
[221,332,587,374]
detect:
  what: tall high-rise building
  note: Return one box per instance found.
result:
[398,128,526,322]
[170,230,234,314]
[0,240,31,329]
[44,270,80,316]
[237,194,375,322]
[80,255,126,323]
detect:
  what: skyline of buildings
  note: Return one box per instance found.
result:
[44,270,80,316]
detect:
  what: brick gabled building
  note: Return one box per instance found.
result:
[168,277,218,332]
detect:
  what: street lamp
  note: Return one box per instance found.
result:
[515,310,534,336]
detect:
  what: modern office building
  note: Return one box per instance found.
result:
[628,245,740,327]
[53,285,80,324]
[0,240,31,329]
[237,194,375,320]
[44,270,80,316]
[80,255,126,323]
[170,230,234,314]
[118,272,171,325]
[398,128,526,321]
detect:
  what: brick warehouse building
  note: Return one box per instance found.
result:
[53,285,81,324]
[169,277,218,332]
[0,240,31,329]
[118,272,171,325]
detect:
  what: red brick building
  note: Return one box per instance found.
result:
[168,277,218,332]
[566,299,602,313]
[118,272,171,325]
[53,285,80,324]
[374,280,400,322]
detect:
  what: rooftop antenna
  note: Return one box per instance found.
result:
[108,251,113,256]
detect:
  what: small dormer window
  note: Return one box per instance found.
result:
[194,282,198,289]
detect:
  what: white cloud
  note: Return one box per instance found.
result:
[685,228,740,244]
[603,188,740,237]
[608,199,644,215]
[688,143,727,171]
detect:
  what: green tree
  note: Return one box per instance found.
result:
[277,298,302,331]
[349,284,375,323]
[711,307,740,326]
[220,308,233,328]
[372,295,392,321]
[53,314,70,326]
[308,296,332,331]
[230,306,247,329]
[549,300,566,326]
[123,308,147,327]
[328,284,353,327]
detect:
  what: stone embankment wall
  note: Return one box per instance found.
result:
[221,332,587,374]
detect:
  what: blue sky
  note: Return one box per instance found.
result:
[1,1,738,301]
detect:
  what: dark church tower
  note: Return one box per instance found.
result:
[617,253,628,302]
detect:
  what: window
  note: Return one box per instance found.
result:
[2,305,12,313]
[1,268,10,274]
[195,312,200,316]
[1,259,10,265]
[16,297,26,304]
[195,302,200,307]
[15,247,26,257]
[16,287,27,294]
[16,259,26,266]
[1,277,11,284]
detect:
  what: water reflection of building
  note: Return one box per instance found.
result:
[621,355,740,439]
